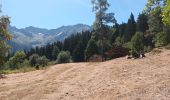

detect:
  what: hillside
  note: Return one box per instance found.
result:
[0,49,170,100]
[9,24,91,52]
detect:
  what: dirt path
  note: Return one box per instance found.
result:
[0,49,170,100]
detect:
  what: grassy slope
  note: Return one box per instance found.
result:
[0,48,170,100]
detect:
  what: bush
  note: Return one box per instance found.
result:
[29,54,39,67]
[97,38,112,54]
[155,31,169,47]
[85,36,99,60]
[131,32,144,57]
[37,56,49,67]
[29,54,49,67]
[115,36,124,46]
[56,51,71,64]
[6,51,26,69]
[123,42,132,50]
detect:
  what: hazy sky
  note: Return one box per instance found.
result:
[2,0,147,29]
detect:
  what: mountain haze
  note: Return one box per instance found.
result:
[8,24,91,52]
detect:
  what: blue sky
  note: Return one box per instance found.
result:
[2,0,147,29]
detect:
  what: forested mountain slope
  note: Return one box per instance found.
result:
[8,24,91,52]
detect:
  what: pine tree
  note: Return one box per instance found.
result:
[148,6,163,35]
[85,35,99,60]
[119,23,126,37]
[91,0,115,61]
[111,23,119,43]
[0,16,11,67]
[52,46,60,60]
[124,13,136,42]
[131,32,144,57]
[73,41,85,62]
[137,13,149,33]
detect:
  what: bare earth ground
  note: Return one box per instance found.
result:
[0,49,170,100]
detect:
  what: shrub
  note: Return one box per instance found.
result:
[155,31,169,47]
[85,37,99,60]
[29,54,49,68]
[57,51,71,64]
[29,54,39,67]
[115,36,124,46]
[131,32,144,57]
[6,51,26,69]
[37,56,49,67]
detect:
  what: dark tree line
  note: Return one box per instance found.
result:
[25,31,92,62]
[1,0,170,71]
[24,10,170,63]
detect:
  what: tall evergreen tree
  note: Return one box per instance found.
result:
[131,32,144,57]
[52,46,60,60]
[73,41,85,62]
[45,43,53,60]
[119,23,126,37]
[137,13,149,33]
[85,35,99,60]
[111,23,119,43]
[0,16,11,67]
[148,6,163,35]
[124,13,136,42]
[91,0,115,61]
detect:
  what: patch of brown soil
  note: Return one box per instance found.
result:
[0,49,170,100]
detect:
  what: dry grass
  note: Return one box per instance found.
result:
[0,49,170,100]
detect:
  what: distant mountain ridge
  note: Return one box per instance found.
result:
[8,24,92,52]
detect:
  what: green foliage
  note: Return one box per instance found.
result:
[124,13,136,42]
[144,0,164,14]
[57,51,71,64]
[111,24,119,43]
[85,36,99,60]
[26,31,92,62]
[91,0,116,40]
[155,28,170,47]
[37,56,49,67]
[115,36,124,46]
[137,13,149,33]
[73,41,85,62]
[97,38,112,53]
[131,32,144,57]
[29,54,39,67]
[0,16,11,67]
[148,6,163,34]
[6,51,26,69]
[123,42,132,50]
[91,0,109,31]
[162,0,170,26]
[118,23,126,37]
[0,42,10,67]
[96,38,112,60]
[0,66,36,74]
[29,54,49,67]
[52,46,60,60]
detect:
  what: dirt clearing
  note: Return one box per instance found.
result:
[0,49,170,100]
